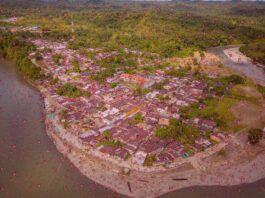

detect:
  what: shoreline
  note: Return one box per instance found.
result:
[3,50,265,197]
[41,90,265,198]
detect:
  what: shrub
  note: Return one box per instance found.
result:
[155,126,169,139]
[133,86,143,97]
[144,154,156,166]
[222,74,245,85]
[152,79,168,90]
[53,54,63,65]
[56,83,90,98]
[166,67,188,78]
[134,112,144,124]
[72,59,81,72]
[111,82,118,88]
[97,139,124,148]
[155,118,199,144]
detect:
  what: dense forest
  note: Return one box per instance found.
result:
[0,1,265,60]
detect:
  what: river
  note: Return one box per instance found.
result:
[0,60,264,198]
[207,45,265,86]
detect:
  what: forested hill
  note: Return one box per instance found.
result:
[1,1,265,59]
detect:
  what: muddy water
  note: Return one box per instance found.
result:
[0,60,264,198]
[207,45,265,86]
[0,61,121,198]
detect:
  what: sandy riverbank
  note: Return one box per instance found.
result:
[42,93,265,197]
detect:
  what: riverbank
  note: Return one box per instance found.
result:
[3,45,265,197]
[44,105,265,197]
[40,87,265,198]
[0,60,120,198]
[207,46,265,86]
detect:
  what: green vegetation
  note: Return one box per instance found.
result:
[156,94,170,101]
[72,59,81,72]
[111,82,118,88]
[144,154,156,166]
[248,128,263,145]
[166,67,188,78]
[102,131,111,139]
[0,32,42,80]
[98,130,124,148]
[257,85,265,99]
[181,73,261,132]
[180,97,235,130]
[2,1,264,60]
[152,79,168,90]
[97,139,124,148]
[97,52,137,69]
[133,86,143,97]
[56,83,91,98]
[155,118,199,144]
[91,68,115,82]
[53,53,63,65]
[240,39,265,65]
[202,74,245,96]
[133,112,144,124]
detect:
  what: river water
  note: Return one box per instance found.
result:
[0,60,264,198]
[207,45,265,86]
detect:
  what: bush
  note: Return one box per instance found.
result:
[91,69,115,82]
[248,128,263,145]
[144,154,156,166]
[53,54,63,65]
[0,32,43,80]
[97,139,124,148]
[133,86,143,97]
[72,59,81,72]
[155,118,199,144]
[56,83,90,98]
[111,82,118,88]
[152,79,168,90]
[155,126,169,139]
[222,75,245,85]
[166,67,188,78]
[134,113,144,124]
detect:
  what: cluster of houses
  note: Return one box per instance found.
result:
[31,39,228,166]
[1,17,19,23]
[1,17,41,33]
[10,25,41,33]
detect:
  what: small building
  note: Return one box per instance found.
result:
[120,74,154,89]
[159,118,170,126]
[132,151,147,165]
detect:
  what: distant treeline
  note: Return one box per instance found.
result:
[0,31,42,80]
[1,1,265,61]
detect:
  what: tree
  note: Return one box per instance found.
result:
[248,128,263,145]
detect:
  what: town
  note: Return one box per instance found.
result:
[1,1,265,197]
[30,39,229,166]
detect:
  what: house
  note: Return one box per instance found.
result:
[159,118,170,126]
[120,74,154,88]
[132,151,147,165]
